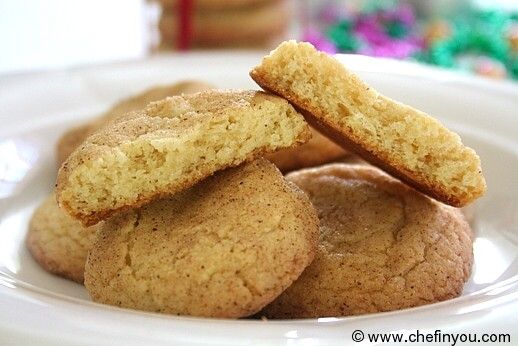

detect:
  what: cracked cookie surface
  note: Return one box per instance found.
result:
[26,192,98,283]
[261,163,473,318]
[84,159,319,318]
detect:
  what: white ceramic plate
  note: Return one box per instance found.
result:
[0,53,517,346]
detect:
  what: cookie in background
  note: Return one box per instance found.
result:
[266,127,349,173]
[157,0,290,50]
[27,193,99,283]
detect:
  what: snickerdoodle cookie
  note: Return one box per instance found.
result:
[56,80,214,165]
[266,127,348,173]
[261,164,473,318]
[84,159,319,318]
[26,193,98,283]
[250,41,486,207]
[159,0,287,48]
[57,89,311,226]
[159,0,279,10]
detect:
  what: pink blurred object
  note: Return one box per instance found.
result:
[303,26,338,54]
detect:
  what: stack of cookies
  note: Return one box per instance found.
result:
[27,41,486,319]
[157,0,289,50]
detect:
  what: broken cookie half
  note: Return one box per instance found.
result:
[57,90,311,226]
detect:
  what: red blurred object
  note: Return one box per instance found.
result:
[177,0,193,50]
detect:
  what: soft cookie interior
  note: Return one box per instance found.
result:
[250,40,486,207]
[57,90,311,226]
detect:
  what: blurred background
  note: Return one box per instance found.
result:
[0,0,517,80]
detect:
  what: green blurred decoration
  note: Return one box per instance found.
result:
[303,0,518,80]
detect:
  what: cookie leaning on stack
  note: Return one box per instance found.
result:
[251,40,486,207]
